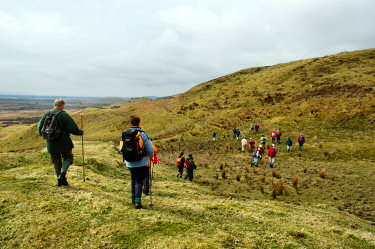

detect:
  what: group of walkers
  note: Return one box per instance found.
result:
[176,152,197,181]
[38,99,306,209]
[233,123,306,168]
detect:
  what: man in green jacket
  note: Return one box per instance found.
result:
[38,99,84,186]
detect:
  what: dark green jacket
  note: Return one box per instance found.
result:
[186,157,196,171]
[38,109,83,153]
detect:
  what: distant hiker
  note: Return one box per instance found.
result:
[248,138,255,151]
[286,137,293,152]
[276,130,282,145]
[268,144,277,168]
[255,123,260,133]
[184,154,197,181]
[213,132,216,142]
[236,129,240,140]
[241,136,247,152]
[298,134,305,151]
[120,115,154,209]
[260,135,266,146]
[242,133,246,139]
[143,142,158,195]
[252,145,264,167]
[233,127,237,138]
[250,123,255,132]
[271,130,276,144]
[176,151,185,178]
[38,99,84,187]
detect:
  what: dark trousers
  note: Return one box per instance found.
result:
[184,170,194,181]
[128,166,146,199]
[177,165,184,177]
[143,166,150,195]
[50,150,73,177]
[277,137,281,144]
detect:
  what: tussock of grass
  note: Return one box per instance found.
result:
[235,173,241,182]
[320,169,327,179]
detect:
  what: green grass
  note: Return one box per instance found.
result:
[1,142,375,248]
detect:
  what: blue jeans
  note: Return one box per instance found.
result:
[299,144,303,151]
[128,166,146,200]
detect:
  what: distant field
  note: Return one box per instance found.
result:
[0,95,130,126]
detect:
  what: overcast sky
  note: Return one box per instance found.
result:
[0,0,374,97]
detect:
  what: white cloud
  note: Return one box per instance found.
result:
[0,0,374,97]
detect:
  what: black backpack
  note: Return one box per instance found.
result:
[121,129,146,162]
[41,111,63,141]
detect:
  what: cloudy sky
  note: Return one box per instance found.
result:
[0,0,374,97]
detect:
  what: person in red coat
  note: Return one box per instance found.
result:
[268,144,277,168]
[270,130,276,144]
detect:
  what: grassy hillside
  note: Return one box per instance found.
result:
[1,48,375,248]
[1,142,375,248]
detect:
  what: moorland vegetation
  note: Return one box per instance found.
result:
[0,48,375,248]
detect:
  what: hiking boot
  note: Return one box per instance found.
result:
[59,174,68,186]
[57,178,63,187]
[135,203,142,209]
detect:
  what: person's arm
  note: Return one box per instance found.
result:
[64,113,83,136]
[38,113,47,136]
[141,132,154,158]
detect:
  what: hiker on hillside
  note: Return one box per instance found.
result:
[236,129,240,140]
[248,138,255,152]
[298,133,305,151]
[241,136,247,152]
[120,115,154,209]
[255,123,260,133]
[268,144,277,168]
[252,144,264,167]
[38,99,84,187]
[143,142,158,195]
[242,133,246,139]
[212,132,216,142]
[276,129,282,145]
[271,130,276,144]
[233,127,237,138]
[286,137,293,152]
[184,154,197,181]
[176,151,185,178]
[250,123,255,132]
[260,135,266,146]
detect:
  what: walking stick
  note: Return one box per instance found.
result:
[81,114,85,182]
[149,159,153,207]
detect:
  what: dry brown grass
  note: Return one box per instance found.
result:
[221,169,227,179]
[236,173,241,182]
[292,176,299,193]
[320,169,327,179]
[272,179,287,199]
[259,175,266,183]
[272,170,281,178]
